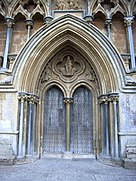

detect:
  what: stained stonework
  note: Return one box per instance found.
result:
[112,13,128,54]
[0,0,136,168]
[0,15,6,55]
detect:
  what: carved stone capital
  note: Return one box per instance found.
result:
[108,96,119,103]
[18,93,28,102]
[104,18,112,27]
[18,92,39,103]
[25,18,34,29]
[5,17,15,28]
[124,16,134,27]
[98,95,108,104]
[64,98,73,104]
[84,15,94,25]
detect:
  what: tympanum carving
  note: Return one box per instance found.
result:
[39,49,99,91]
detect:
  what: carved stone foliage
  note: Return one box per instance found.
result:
[39,47,99,90]
[55,0,81,10]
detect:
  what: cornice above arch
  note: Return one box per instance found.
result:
[12,14,126,95]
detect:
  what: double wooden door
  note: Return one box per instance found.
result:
[43,86,93,154]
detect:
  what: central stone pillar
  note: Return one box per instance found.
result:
[64,98,73,152]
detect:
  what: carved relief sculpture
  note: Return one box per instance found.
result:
[56,0,80,10]
[60,56,76,76]
[68,0,79,10]
[56,0,66,10]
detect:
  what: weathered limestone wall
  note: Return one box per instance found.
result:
[0,15,6,55]
[119,93,136,157]
[32,14,44,34]
[112,13,128,54]
[0,93,18,155]
[10,15,27,54]
[93,13,107,37]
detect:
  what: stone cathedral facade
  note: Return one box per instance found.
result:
[0,0,136,168]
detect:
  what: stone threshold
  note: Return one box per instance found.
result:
[42,152,96,160]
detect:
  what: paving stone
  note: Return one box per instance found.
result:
[0,158,136,181]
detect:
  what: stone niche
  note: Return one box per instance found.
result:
[51,0,87,19]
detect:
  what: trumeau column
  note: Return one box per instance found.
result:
[124,16,135,70]
[25,18,34,41]
[64,98,73,152]
[104,18,112,40]
[2,17,14,69]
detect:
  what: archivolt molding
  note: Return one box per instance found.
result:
[12,15,126,95]
[38,46,99,97]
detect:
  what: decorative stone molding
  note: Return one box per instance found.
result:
[13,0,44,19]
[93,0,125,19]
[98,93,119,104]
[0,1,6,16]
[18,92,39,103]
[39,48,99,91]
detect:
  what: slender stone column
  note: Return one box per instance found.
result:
[3,17,14,69]
[25,18,34,41]
[27,95,34,155]
[18,93,26,157]
[22,98,28,156]
[124,16,135,69]
[43,0,53,25]
[108,98,114,158]
[64,98,73,152]
[104,18,112,40]
[112,96,119,159]
[99,96,110,157]
[84,0,93,25]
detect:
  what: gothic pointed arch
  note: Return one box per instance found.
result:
[13,14,126,95]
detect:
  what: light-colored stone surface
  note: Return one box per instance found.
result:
[0,158,136,181]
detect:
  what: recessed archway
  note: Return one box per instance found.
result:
[14,15,125,159]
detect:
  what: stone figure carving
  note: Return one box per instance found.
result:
[68,0,79,10]
[56,0,66,10]
[60,56,76,76]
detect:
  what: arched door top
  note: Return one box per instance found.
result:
[13,14,125,94]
